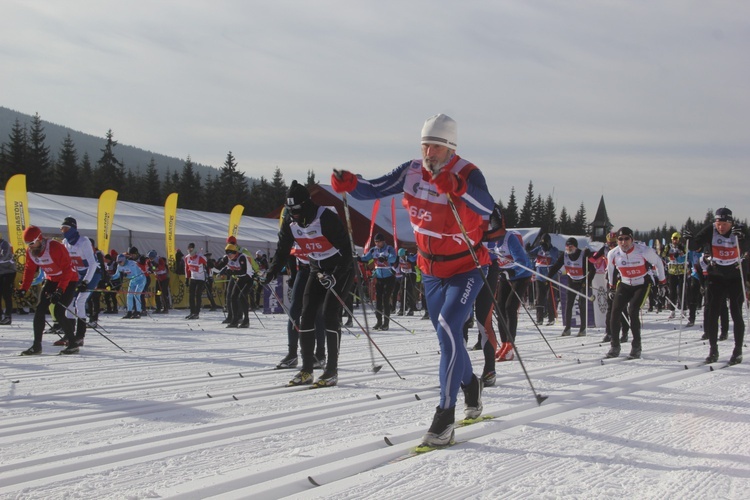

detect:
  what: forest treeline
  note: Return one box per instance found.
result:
[0,112,724,241]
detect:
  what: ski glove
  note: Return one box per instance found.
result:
[260,271,276,286]
[48,288,63,304]
[607,288,616,301]
[14,289,26,299]
[731,224,746,239]
[331,170,358,193]
[317,272,336,290]
[76,281,89,293]
[681,229,693,240]
[431,170,467,196]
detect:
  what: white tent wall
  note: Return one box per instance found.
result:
[0,191,282,258]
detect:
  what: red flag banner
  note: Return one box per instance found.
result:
[363,199,381,253]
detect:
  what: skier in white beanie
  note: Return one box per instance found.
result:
[331,113,496,449]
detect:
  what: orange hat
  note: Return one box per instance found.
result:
[23,225,42,244]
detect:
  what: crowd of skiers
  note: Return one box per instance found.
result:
[5,112,747,450]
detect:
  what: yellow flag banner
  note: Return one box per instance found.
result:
[97,189,118,254]
[228,204,244,238]
[4,174,31,270]
[164,193,178,271]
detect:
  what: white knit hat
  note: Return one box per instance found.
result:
[421,114,457,149]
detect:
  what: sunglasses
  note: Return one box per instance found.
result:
[226,250,238,255]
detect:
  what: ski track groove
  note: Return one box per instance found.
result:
[2,309,744,498]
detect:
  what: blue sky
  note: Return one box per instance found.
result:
[2,1,748,231]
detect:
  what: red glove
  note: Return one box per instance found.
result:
[331,170,358,193]
[432,170,467,196]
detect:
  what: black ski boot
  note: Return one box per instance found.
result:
[729,347,743,366]
[705,346,719,364]
[462,374,483,419]
[421,406,455,447]
[561,327,571,337]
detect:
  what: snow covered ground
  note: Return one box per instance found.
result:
[1,304,748,499]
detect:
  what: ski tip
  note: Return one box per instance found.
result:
[308,476,322,487]
[415,394,421,401]
[684,365,689,370]
[207,372,213,377]
[232,395,239,400]
[577,358,581,364]
[536,394,549,405]
[372,365,383,373]
[600,359,605,365]
[384,436,394,446]
[709,365,715,371]
[375,394,381,400]
[239,373,244,378]
[207,393,213,398]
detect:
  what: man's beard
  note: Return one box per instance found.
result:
[423,156,450,175]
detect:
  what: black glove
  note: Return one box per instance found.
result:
[14,289,27,299]
[76,281,89,293]
[377,256,386,263]
[731,224,745,239]
[48,288,63,304]
[260,271,277,286]
[681,229,693,240]
[185,278,191,287]
[317,272,336,290]
[607,288,616,301]
[501,268,515,280]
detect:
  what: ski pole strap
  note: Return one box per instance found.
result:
[417,242,482,262]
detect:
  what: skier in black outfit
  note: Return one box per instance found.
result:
[261,180,354,388]
[683,207,748,365]
[547,237,596,336]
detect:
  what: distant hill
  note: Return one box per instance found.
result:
[0,106,221,180]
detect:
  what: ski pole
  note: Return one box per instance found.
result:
[445,193,547,405]
[736,238,749,328]
[677,241,690,360]
[326,283,403,379]
[510,285,560,358]
[59,302,129,353]
[264,282,300,333]
[512,261,595,302]
[341,191,381,373]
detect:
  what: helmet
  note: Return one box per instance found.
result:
[128,246,139,255]
[226,235,237,245]
[542,233,552,244]
[147,250,158,260]
[23,225,43,244]
[116,253,127,264]
[606,231,617,243]
[398,248,406,258]
[374,233,385,242]
[671,232,680,240]
[225,244,239,254]
[565,237,578,247]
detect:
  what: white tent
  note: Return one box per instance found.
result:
[0,191,282,257]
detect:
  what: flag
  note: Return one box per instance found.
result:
[229,204,244,238]
[391,197,398,253]
[363,199,380,253]
[164,193,178,271]
[97,190,118,253]
[4,174,31,269]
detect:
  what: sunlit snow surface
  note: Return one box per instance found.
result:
[1,306,748,499]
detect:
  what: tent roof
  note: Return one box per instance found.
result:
[0,191,282,257]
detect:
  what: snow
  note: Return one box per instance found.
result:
[1,305,749,499]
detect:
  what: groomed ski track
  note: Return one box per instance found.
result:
[1,309,748,499]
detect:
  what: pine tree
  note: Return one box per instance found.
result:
[162,167,177,199]
[55,134,80,196]
[572,203,587,234]
[93,130,126,195]
[143,158,162,206]
[179,156,203,209]
[543,195,557,234]
[306,169,317,187]
[221,152,251,213]
[3,118,28,182]
[531,194,544,228]
[270,166,288,208]
[26,113,52,193]
[248,176,273,216]
[203,173,221,212]
[519,181,534,227]
[504,187,519,228]
[558,207,572,234]
[79,152,94,198]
